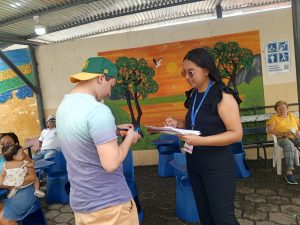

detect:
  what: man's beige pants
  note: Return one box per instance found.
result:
[74,200,139,225]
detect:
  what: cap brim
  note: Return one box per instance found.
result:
[69,72,99,83]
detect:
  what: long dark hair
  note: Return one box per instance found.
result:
[183,48,242,104]
[183,48,224,85]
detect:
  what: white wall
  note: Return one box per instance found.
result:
[36,8,296,111]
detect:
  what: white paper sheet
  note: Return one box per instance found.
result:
[145,125,201,136]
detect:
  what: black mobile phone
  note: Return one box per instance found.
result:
[117,126,143,138]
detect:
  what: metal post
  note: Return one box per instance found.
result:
[292,0,300,113]
[216,3,222,18]
[28,46,46,130]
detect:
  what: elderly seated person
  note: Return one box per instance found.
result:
[267,100,299,185]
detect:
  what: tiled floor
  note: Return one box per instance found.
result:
[43,159,300,225]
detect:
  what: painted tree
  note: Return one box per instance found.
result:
[205,42,254,94]
[113,56,159,129]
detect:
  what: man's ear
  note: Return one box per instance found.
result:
[97,74,104,84]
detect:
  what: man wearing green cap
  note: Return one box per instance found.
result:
[56,57,141,225]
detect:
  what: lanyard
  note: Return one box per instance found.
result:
[191,80,213,130]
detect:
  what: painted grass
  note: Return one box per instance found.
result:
[106,100,160,150]
[107,76,265,150]
[107,94,185,107]
[239,76,266,115]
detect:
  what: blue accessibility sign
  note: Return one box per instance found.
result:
[267,43,277,53]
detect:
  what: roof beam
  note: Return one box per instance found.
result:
[27,0,205,38]
[0,36,40,46]
[0,0,100,27]
[0,43,13,50]
[216,3,222,18]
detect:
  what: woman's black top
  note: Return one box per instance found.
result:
[184,82,238,151]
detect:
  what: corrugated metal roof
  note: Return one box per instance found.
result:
[0,0,291,48]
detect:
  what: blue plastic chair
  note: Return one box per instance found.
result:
[123,149,134,182]
[169,153,199,223]
[126,179,144,223]
[44,151,67,175]
[44,151,69,204]
[123,150,144,223]
[152,134,181,177]
[230,142,251,178]
[18,200,47,225]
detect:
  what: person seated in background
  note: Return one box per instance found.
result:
[33,115,60,161]
[0,133,38,225]
[267,100,299,185]
[0,144,45,198]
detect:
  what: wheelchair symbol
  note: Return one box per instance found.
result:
[267,43,277,53]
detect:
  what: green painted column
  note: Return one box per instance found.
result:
[292,0,300,111]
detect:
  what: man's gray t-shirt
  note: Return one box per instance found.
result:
[56,93,132,212]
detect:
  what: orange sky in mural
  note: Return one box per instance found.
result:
[99,30,260,98]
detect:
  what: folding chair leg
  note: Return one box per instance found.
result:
[272,150,276,168]
[277,156,282,175]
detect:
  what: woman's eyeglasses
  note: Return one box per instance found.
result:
[181,70,195,78]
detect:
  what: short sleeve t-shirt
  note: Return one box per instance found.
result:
[56,93,132,213]
[267,112,299,137]
[39,128,60,151]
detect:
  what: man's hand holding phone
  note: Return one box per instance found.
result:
[116,124,141,143]
[125,128,141,144]
[116,124,133,137]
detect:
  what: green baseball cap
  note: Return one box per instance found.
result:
[70,57,118,83]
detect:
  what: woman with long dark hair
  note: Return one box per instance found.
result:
[165,48,242,225]
[0,133,38,225]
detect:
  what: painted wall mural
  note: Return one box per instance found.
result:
[0,48,40,145]
[99,30,264,150]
